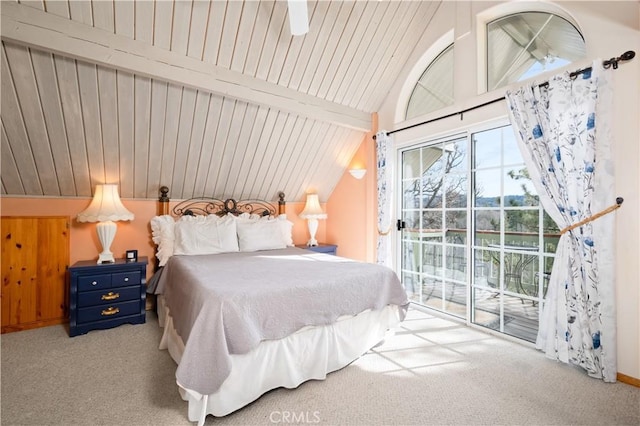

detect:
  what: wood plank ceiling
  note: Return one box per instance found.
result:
[1,0,441,202]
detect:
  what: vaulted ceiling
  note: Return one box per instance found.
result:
[1,0,441,202]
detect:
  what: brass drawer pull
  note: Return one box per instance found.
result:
[101,292,120,301]
[101,307,120,316]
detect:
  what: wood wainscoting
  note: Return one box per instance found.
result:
[1,216,70,333]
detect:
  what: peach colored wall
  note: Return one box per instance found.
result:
[0,197,321,279]
[326,113,378,262]
[2,197,158,279]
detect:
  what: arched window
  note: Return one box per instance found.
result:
[487,12,585,91]
[405,44,454,120]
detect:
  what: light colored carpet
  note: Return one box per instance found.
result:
[1,308,639,425]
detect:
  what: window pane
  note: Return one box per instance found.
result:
[504,168,538,207]
[445,139,468,173]
[422,277,444,309]
[473,248,498,289]
[421,146,446,208]
[502,293,539,342]
[475,169,502,206]
[403,150,421,179]
[473,287,501,331]
[445,176,467,208]
[446,211,466,243]
[423,243,442,276]
[445,246,467,282]
[503,130,523,166]
[502,251,538,296]
[473,130,502,169]
[403,179,420,208]
[487,12,586,91]
[403,210,420,232]
[422,146,444,173]
[402,243,421,284]
[475,210,500,246]
[406,44,454,119]
[422,179,443,209]
[443,280,466,315]
[403,271,420,302]
[422,211,443,234]
[505,210,540,246]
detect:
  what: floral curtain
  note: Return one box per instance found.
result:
[505,61,616,381]
[376,131,394,267]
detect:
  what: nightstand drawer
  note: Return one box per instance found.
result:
[112,271,141,287]
[77,300,141,324]
[78,274,111,292]
[78,286,141,307]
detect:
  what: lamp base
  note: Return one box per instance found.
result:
[96,220,117,264]
[306,218,319,247]
[97,252,115,264]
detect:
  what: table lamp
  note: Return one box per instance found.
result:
[77,184,134,264]
[299,193,327,246]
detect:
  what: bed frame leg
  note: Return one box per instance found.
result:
[196,394,208,426]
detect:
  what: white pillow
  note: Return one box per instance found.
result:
[150,215,176,267]
[235,213,293,251]
[173,214,239,255]
[276,214,294,246]
[235,212,262,223]
[236,219,288,252]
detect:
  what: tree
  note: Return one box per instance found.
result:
[403,143,467,232]
[506,168,558,234]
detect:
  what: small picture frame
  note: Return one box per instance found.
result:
[125,250,138,263]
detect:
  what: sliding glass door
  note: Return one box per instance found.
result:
[400,136,469,318]
[470,126,559,341]
[399,124,559,342]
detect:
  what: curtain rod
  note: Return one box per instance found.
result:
[375,50,635,139]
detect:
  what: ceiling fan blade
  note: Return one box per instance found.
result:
[287,0,309,36]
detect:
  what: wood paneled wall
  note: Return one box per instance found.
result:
[1,216,69,333]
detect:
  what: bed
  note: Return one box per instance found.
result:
[148,187,409,425]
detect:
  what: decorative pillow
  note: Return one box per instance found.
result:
[236,219,288,252]
[173,214,239,255]
[150,215,176,267]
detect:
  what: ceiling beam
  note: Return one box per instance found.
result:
[1,2,371,132]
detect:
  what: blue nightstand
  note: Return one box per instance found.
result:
[295,244,337,256]
[68,257,147,337]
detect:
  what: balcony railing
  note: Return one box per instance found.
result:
[401,228,559,342]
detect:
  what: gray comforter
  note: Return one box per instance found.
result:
[153,247,409,395]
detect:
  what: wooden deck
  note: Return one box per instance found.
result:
[408,282,541,343]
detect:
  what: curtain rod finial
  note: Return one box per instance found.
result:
[621,51,635,61]
[604,51,636,69]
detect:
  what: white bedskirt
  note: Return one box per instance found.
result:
[157,296,401,425]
